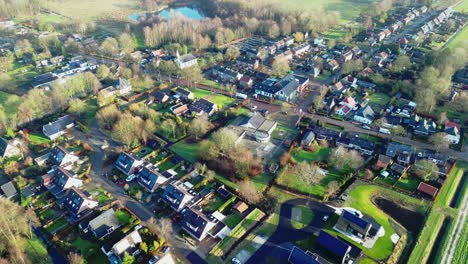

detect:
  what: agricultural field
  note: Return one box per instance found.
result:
[277,0,376,23]
[454,0,468,12]
[41,0,143,22]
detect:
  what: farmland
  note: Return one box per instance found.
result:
[278,0,377,23]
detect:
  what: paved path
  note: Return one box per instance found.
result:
[441,174,468,264]
[246,199,334,264]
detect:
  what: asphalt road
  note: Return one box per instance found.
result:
[246,199,335,264]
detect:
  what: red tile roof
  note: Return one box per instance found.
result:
[417,182,439,198]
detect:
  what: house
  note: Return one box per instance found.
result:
[115,152,144,176]
[335,97,357,116]
[0,181,18,200]
[444,121,461,144]
[42,167,83,199]
[0,138,21,158]
[348,137,376,155]
[31,73,58,89]
[102,230,142,262]
[43,115,74,140]
[323,97,337,112]
[62,187,98,218]
[327,59,339,71]
[162,181,195,211]
[336,210,373,239]
[351,46,361,56]
[241,112,278,143]
[232,201,249,214]
[417,182,439,199]
[138,167,173,192]
[385,142,412,158]
[190,99,218,116]
[49,145,79,168]
[212,66,242,83]
[413,119,436,136]
[292,43,311,56]
[383,28,392,37]
[148,91,169,104]
[174,88,194,100]
[170,103,189,116]
[316,231,351,264]
[377,31,386,42]
[375,154,393,169]
[254,74,308,102]
[87,209,121,239]
[353,105,375,125]
[236,57,259,70]
[301,131,316,147]
[288,247,329,264]
[341,50,353,62]
[239,76,253,89]
[180,207,216,241]
[310,125,342,141]
[174,50,197,69]
[100,78,132,98]
[389,163,408,178]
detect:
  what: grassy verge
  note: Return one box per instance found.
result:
[453,220,468,264]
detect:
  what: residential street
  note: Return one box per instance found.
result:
[303,113,468,162]
[71,121,201,263]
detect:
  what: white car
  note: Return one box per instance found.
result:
[232,258,242,264]
[148,256,160,264]
[322,215,329,221]
[126,174,137,182]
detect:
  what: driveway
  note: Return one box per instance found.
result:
[246,199,335,264]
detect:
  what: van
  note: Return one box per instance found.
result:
[379,128,391,135]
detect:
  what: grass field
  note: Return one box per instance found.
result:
[276,166,348,199]
[170,140,198,163]
[453,221,468,264]
[336,184,429,260]
[369,93,391,106]
[408,162,466,264]
[454,0,468,12]
[291,147,331,163]
[24,237,51,264]
[444,25,468,50]
[291,205,314,229]
[278,0,376,23]
[42,0,142,21]
[189,87,235,108]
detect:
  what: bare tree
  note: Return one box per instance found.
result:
[412,160,439,182]
[429,132,451,152]
[68,252,86,264]
[238,180,263,204]
[188,115,211,140]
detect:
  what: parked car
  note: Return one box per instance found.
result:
[322,215,329,221]
[117,179,126,187]
[126,174,137,182]
[148,256,160,264]
[232,258,242,264]
[161,246,171,254]
[362,125,371,130]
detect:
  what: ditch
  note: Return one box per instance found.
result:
[449,173,467,208]
[373,197,424,234]
[427,218,452,264]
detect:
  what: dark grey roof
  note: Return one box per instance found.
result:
[162,182,191,210]
[43,115,73,137]
[288,247,321,264]
[180,207,212,240]
[355,105,374,119]
[115,152,140,175]
[0,138,10,157]
[190,99,216,115]
[63,188,87,215]
[317,231,351,259]
[49,145,69,166]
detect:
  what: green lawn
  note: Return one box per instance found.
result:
[45,217,68,234]
[291,147,331,163]
[170,140,198,163]
[189,87,235,108]
[337,184,429,260]
[395,176,420,192]
[251,173,275,192]
[158,159,175,171]
[203,196,225,213]
[29,132,51,144]
[224,214,243,229]
[115,210,132,225]
[291,205,314,229]
[277,166,348,199]
[24,236,51,264]
[368,93,391,106]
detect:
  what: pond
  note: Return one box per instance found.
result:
[129,6,205,22]
[373,197,424,234]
